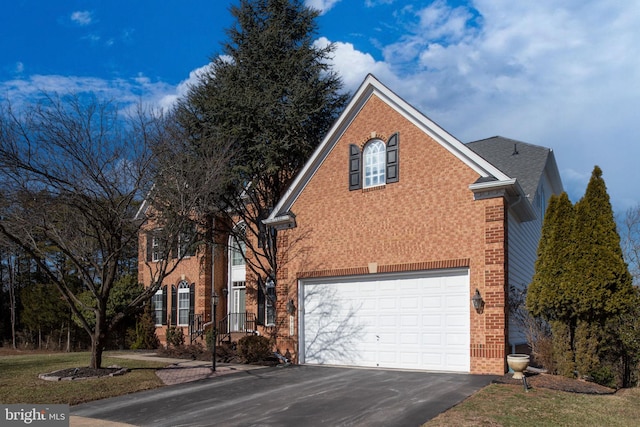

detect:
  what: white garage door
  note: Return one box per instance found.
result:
[300,269,470,372]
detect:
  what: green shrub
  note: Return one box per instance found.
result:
[130,303,159,350]
[237,335,272,363]
[165,326,184,348]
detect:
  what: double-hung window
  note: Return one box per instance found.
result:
[177,281,190,326]
[152,289,164,326]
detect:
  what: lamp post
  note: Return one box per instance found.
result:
[211,291,219,371]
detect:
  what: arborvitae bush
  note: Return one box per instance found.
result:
[130,303,159,350]
[550,320,574,377]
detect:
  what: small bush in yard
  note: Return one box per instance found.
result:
[237,335,272,363]
[165,326,184,348]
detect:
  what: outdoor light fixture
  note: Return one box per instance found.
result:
[286,299,296,315]
[211,291,219,371]
[471,288,484,313]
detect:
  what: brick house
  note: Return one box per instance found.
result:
[263,74,563,374]
[139,74,562,375]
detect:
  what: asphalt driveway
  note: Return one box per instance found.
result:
[72,365,495,426]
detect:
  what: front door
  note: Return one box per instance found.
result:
[231,282,246,331]
[229,227,247,332]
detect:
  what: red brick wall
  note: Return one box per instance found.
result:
[138,228,223,347]
[272,95,508,374]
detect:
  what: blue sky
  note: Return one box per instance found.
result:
[2,0,640,214]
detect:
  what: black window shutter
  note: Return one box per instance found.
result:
[171,285,177,327]
[146,232,153,262]
[162,285,168,325]
[349,144,362,191]
[386,132,399,183]
[189,283,195,317]
[257,280,265,325]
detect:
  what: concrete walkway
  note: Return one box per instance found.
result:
[70,353,265,427]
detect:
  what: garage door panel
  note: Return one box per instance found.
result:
[302,270,470,372]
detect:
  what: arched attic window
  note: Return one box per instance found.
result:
[349,133,399,191]
[364,139,386,188]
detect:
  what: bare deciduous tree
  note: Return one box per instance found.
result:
[0,94,228,368]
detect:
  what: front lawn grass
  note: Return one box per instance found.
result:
[0,351,166,405]
[425,383,640,427]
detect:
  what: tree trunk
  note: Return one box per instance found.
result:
[90,314,108,369]
[8,259,16,349]
[90,335,105,369]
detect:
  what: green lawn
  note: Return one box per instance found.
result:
[0,351,166,405]
[425,383,640,427]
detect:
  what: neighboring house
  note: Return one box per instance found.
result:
[139,74,562,375]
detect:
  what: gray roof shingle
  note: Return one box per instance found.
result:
[466,136,551,202]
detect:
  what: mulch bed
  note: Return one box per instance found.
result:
[493,372,616,394]
[39,366,128,381]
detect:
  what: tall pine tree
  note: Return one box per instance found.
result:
[173,0,348,292]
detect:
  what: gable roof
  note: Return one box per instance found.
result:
[266,75,540,228]
[466,136,562,203]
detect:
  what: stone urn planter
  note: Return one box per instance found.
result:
[507,354,530,380]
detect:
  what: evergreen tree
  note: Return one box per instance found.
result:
[528,166,637,384]
[573,166,634,321]
[527,192,577,321]
[173,1,348,297]
[527,192,577,375]
[571,166,635,378]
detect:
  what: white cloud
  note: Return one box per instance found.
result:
[304,0,342,14]
[324,0,640,211]
[0,74,173,114]
[157,63,213,111]
[70,11,93,26]
[365,0,395,6]
[6,0,639,212]
[15,62,24,74]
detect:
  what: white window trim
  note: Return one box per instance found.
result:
[364,139,386,188]
[177,281,190,326]
[152,289,163,326]
[151,235,161,262]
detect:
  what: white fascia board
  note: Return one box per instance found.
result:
[134,184,155,221]
[370,77,510,182]
[268,74,511,221]
[263,213,296,230]
[545,150,564,195]
[267,77,375,220]
[469,178,537,222]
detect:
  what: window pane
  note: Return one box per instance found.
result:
[266,283,276,325]
[364,140,385,188]
[152,292,163,325]
[178,291,189,325]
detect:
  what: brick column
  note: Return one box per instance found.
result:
[471,199,508,374]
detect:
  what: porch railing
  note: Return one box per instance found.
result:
[217,312,257,344]
[189,313,205,344]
